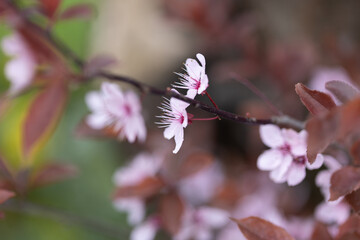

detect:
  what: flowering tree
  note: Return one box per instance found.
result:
[0,0,360,240]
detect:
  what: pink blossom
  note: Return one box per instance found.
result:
[85,82,146,143]
[157,89,190,154]
[309,67,358,105]
[174,53,209,99]
[217,189,285,240]
[315,155,342,202]
[315,155,350,226]
[179,162,224,205]
[130,217,160,240]
[1,33,36,95]
[315,201,350,226]
[113,153,163,225]
[257,124,324,186]
[174,206,229,240]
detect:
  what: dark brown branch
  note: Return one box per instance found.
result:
[5,0,305,130]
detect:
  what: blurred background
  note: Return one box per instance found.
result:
[0,0,359,239]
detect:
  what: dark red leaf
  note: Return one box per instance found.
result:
[311,222,333,240]
[350,140,360,166]
[232,217,295,240]
[306,97,360,163]
[113,177,164,199]
[40,0,62,18]
[59,4,95,21]
[330,166,360,201]
[295,83,336,116]
[346,189,360,213]
[326,81,359,104]
[336,215,360,240]
[176,152,214,179]
[22,81,68,160]
[0,189,15,204]
[337,98,360,140]
[84,55,117,78]
[306,110,340,163]
[32,163,78,187]
[160,191,184,235]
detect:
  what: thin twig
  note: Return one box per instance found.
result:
[4,0,305,130]
[0,199,128,239]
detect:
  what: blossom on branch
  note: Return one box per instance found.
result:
[157,89,190,154]
[174,53,209,99]
[85,82,146,143]
[1,33,36,95]
[257,124,324,186]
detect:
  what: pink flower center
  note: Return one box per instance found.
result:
[279,144,291,155]
[123,104,132,116]
[179,115,185,124]
[294,156,306,165]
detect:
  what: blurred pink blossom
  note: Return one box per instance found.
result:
[315,155,342,202]
[85,82,146,143]
[174,206,229,240]
[315,201,350,226]
[113,153,163,225]
[178,162,224,205]
[309,67,357,105]
[315,155,350,227]
[157,89,190,153]
[130,216,160,240]
[174,53,209,99]
[257,124,324,186]
[1,33,36,95]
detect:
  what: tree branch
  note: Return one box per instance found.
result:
[5,0,305,130]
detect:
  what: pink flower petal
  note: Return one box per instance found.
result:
[130,219,158,240]
[186,89,197,99]
[270,154,292,183]
[257,149,283,171]
[196,53,206,67]
[306,154,324,170]
[259,125,285,148]
[85,92,105,112]
[163,122,177,140]
[286,164,306,186]
[315,201,350,225]
[173,127,184,154]
[198,207,229,228]
[113,198,145,225]
[198,73,209,95]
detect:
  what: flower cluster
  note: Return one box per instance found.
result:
[85,82,146,143]
[158,53,210,154]
[257,124,324,186]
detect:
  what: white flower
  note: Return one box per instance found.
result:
[1,33,36,95]
[113,153,163,225]
[157,89,190,154]
[174,206,229,240]
[174,53,209,99]
[85,82,146,143]
[257,124,324,186]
